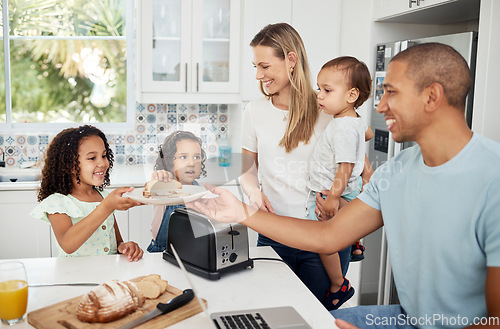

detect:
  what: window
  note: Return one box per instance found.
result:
[0,0,133,129]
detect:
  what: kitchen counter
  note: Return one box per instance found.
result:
[0,155,245,191]
[1,247,338,328]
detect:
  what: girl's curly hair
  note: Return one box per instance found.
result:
[154,130,207,178]
[37,125,114,202]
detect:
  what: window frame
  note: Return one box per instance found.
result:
[0,0,135,133]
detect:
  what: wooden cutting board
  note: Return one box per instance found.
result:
[27,277,207,329]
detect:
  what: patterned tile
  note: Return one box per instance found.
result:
[0,103,230,166]
[27,136,37,145]
[167,104,177,113]
[136,104,145,112]
[116,145,125,155]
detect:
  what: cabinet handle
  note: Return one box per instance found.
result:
[408,0,423,8]
[185,63,188,92]
[196,63,199,92]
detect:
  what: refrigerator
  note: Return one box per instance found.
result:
[367,31,478,305]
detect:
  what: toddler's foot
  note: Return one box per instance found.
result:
[350,241,365,262]
[324,277,354,311]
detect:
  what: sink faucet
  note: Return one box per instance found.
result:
[0,152,5,167]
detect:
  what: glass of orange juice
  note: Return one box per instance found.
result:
[0,261,28,326]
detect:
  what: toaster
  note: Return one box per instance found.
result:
[163,207,254,280]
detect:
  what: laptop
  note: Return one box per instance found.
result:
[169,244,312,329]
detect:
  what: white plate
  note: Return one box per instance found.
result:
[124,185,208,205]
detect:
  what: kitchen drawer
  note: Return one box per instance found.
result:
[0,190,52,259]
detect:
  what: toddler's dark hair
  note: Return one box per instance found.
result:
[38,125,113,202]
[155,130,207,178]
[322,56,372,109]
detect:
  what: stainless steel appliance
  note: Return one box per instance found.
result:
[163,208,254,280]
[368,31,478,305]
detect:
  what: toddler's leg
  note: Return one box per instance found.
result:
[320,253,354,310]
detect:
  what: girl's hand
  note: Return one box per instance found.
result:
[248,189,275,213]
[103,187,143,211]
[151,170,175,182]
[118,241,143,262]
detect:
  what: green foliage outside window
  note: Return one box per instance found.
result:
[0,0,128,124]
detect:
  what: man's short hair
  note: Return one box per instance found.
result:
[392,42,472,110]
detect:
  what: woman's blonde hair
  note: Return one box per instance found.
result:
[250,23,318,152]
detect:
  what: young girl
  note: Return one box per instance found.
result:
[30,125,144,261]
[306,56,373,310]
[147,130,207,252]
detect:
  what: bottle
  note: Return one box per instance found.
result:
[218,134,232,167]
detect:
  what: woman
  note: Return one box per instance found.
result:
[240,23,352,304]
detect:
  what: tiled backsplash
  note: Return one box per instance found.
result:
[0,103,229,167]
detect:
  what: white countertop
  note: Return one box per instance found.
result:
[1,247,338,329]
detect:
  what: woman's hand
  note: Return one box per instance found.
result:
[248,189,275,213]
[118,241,143,262]
[151,170,175,182]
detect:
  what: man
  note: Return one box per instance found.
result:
[188,43,500,329]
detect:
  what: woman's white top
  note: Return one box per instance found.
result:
[241,97,331,219]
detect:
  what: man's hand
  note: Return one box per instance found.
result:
[335,319,359,329]
[187,184,258,223]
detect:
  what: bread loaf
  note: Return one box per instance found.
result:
[76,276,169,323]
[143,179,182,198]
[77,280,144,323]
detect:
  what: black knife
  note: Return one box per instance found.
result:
[117,289,195,329]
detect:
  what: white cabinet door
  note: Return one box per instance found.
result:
[373,0,457,21]
[0,191,51,259]
[137,0,241,103]
[128,204,154,251]
[139,0,191,94]
[192,0,240,93]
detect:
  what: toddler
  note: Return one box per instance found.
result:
[306,56,372,310]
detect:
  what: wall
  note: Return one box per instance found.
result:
[0,103,231,168]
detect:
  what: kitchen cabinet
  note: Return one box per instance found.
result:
[240,0,341,102]
[373,0,480,24]
[0,190,52,259]
[136,0,241,104]
[128,204,154,251]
